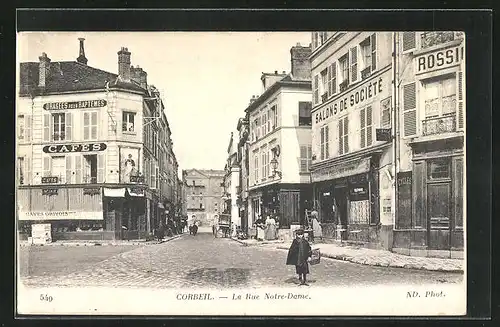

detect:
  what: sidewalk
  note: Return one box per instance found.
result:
[19,234,183,247]
[274,242,463,273]
[231,237,285,247]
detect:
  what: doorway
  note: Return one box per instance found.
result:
[427,182,451,250]
[334,186,348,226]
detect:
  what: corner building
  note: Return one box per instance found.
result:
[309,32,394,249]
[393,32,465,256]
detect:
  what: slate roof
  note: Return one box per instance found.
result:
[19,61,145,96]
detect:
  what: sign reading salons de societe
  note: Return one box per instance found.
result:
[43,143,107,154]
[43,99,107,110]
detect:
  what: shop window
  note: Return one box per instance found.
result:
[83,155,97,183]
[427,158,451,180]
[298,101,312,126]
[122,111,135,132]
[83,111,98,140]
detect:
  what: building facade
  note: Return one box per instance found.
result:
[392,32,465,256]
[16,39,179,241]
[222,132,240,230]
[182,169,225,226]
[236,116,250,233]
[247,43,313,240]
[309,32,394,249]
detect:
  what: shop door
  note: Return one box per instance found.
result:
[427,182,451,250]
[320,190,334,223]
[334,187,348,226]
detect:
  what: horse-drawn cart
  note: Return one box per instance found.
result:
[217,214,231,238]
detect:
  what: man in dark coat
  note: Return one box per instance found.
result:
[286,229,312,286]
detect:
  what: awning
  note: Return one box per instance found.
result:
[127,188,145,197]
[103,188,126,197]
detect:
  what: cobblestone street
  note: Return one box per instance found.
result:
[19,232,463,289]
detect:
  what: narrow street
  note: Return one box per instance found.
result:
[20,231,463,289]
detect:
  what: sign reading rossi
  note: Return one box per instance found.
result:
[415,45,464,75]
[43,99,107,110]
[311,158,370,183]
[314,73,390,125]
[43,143,107,153]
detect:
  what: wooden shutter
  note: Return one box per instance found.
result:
[360,108,366,148]
[313,74,319,104]
[402,32,416,52]
[350,47,358,83]
[338,119,344,155]
[453,157,464,229]
[25,115,32,141]
[331,63,337,95]
[344,116,349,153]
[97,153,105,183]
[91,112,98,139]
[75,155,82,184]
[64,112,72,141]
[325,125,330,159]
[43,156,51,177]
[327,65,332,97]
[26,156,32,185]
[65,156,73,184]
[300,146,307,172]
[320,127,325,160]
[412,161,426,228]
[457,71,464,130]
[366,106,373,146]
[43,114,51,142]
[371,34,377,71]
[83,112,90,140]
[403,82,417,137]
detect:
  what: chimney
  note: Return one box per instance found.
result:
[76,38,88,65]
[117,47,131,81]
[249,95,257,106]
[290,43,312,80]
[38,52,51,88]
[131,65,148,89]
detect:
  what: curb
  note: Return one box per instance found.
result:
[275,245,463,273]
[19,234,185,247]
[230,237,285,247]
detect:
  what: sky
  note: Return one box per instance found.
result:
[17,32,311,175]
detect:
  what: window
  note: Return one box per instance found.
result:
[350,46,358,83]
[254,154,259,183]
[51,156,65,183]
[313,75,319,105]
[270,105,278,130]
[339,54,350,86]
[261,151,267,181]
[319,32,328,45]
[298,102,312,126]
[18,157,24,185]
[267,108,272,131]
[380,97,392,128]
[17,115,31,141]
[360,106,373,148]
[427,158,451,180]
[339,116,349,155]
[52,113,66,141]
[122,111,135,132]
[328,63,337,97]
[83,112,98,140]
[150,161,156,188]
[320,68,328,101]
[200,203,203,209]
[312,32,318,49]
[320,125,329,160]
[300,145,312,173]
[83,155,97,183]
[423,75,457,118]
[262,112,267,136]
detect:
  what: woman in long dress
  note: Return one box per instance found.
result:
[264,215,277,241]
[255,216,265,241]
[311,214,323,242]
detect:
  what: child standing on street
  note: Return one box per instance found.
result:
[286,229,312,286]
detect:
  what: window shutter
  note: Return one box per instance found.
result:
[402,32,416,52]
[43,156,51,177]
[83,112,90,140]
[412,161,425,228]
[350,47,358,83]
[91,112,98,139]
[26,115,32,141]
[453,157,464,229]
[65,112,72,141]
[331,63,337,95]
[403,82,417,137]
[300,146,307,172]
[97,153,106,183]
[371,34,377,70]
[366,106,373,146]
[327,65,332,97]
[338,119,344,155]
[75,155,82,184]
[457,71,464,130]
[43,114,51,142]
[313,75,319,104]
[65,156,73,184]
[26,156,32,185]
[344,117,349,153]
[320,127,325,160]
[360,108,366,148]
[325,125,330,159]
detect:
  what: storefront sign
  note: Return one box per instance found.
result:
[415,45,464,75]
[42,188,58,196]
[19,211,104,221]
[31,223,52,244]
[43,99,107,110]
[43,143,107,153]
[120,147,140,183]
[311,158,370,183]
[376,128,392,142]
[41,176,58,184]
[396,171,412,228]
[314,74,389,125]
[83,187,101,195]
[128,187,145,196]
[349,185,369,201]
[130,176,145,183]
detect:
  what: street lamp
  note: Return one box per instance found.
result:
[270,156,282,178]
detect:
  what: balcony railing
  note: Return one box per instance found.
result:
[420,31,455,49]
[361,66,371,80]
[422,115,457,136]
[321,92,328,103]
[83,176,98,184]
[339,80,349,93]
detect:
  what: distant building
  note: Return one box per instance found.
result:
[236,116,250,233]
[182,169,225,226]
[246,43,313,240]
[16,38,179,241]
[222,132,240,229]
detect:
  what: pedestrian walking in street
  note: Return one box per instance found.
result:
[286,229,312,286]
[264,215,277,241]
[255,215,265,241]
[311,210,322,243]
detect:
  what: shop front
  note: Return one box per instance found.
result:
[311,150,388,248]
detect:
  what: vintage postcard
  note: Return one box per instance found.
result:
[16,30,466,316]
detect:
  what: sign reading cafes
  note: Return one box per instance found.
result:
[314,74,389,125]
[43,99,107,110]
[43,143,107,153]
